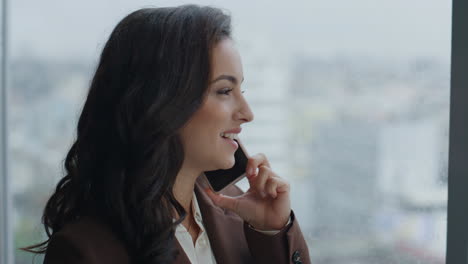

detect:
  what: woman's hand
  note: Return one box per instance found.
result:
[204,153,291,231]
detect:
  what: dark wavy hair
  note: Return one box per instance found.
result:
[22,5,231,263]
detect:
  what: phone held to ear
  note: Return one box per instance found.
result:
[202,137,249,194]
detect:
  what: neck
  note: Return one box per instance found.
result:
[172,166,202,215]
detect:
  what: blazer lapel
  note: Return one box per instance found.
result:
[173,241,192,264]
[172,176,252,264]
[171,177,229,264]
[194,177,252,264]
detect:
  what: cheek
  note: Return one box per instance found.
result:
[198,102,231,128]
[184,99,232,149]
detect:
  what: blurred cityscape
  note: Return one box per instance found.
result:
[9,40,449,264]
[240,44,449,263]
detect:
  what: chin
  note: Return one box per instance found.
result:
[219,156,236,170]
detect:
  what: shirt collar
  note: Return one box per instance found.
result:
[173,191,204,231]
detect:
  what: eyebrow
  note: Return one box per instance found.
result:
[210,74,244,85]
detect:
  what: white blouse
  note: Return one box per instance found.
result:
[174,191,290,264]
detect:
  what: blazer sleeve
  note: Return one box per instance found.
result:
[43,233,93,264]
[243,210,312,264]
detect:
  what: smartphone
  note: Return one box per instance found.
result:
[202,138,249,194]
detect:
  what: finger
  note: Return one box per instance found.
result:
[265,177,278,198]
[276,179,290,193]
[246,153,271,177]
[204,188,239,213]
[249,165,271,197]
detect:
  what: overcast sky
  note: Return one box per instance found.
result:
[9,0,452,62]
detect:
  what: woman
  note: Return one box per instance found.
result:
[24,5,311,264]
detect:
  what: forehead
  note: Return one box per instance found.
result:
[210,38,243,81]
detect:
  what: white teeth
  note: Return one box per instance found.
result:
[220,132,236,140]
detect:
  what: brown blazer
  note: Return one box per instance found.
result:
[43,177,311,264]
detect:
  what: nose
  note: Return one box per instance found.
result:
[236,96,254,123]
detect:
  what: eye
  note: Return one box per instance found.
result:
[218,88,233,95]
[218,88,245,95]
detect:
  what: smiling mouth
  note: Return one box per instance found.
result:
[221,135,239,149]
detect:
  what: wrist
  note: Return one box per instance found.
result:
[248,214,292,232]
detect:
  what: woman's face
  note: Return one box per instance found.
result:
[179,38,254,173]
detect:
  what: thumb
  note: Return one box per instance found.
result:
[204,188,239,213]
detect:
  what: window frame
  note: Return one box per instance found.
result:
[0,0,11,263]
[446,0,468,263]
